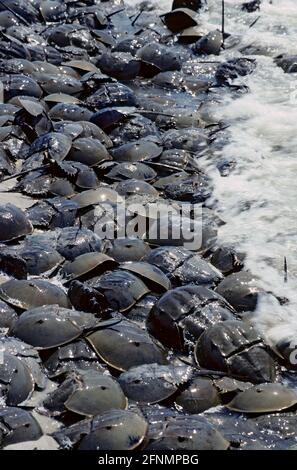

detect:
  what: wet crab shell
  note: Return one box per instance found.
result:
[78,410,148,450]
[109,115,159,146]
[105,238,151,263]
[26,197,78,229]
[87,319,168,372]
[0,353,35,406]
[227,383,297,414]
[146,246,222,287]
[216,271,263,312]
[136,43,182,72]
[44,340,106,378]
[192,30,223,56]
[27,132,72,162]
[39,1,67,23]
[86,83,137,110]
[2,74,43,100]
[88,270,151,313]
[67,137,111,166]
[68,279,107,314]
[49,103,93,122]
[72,187,123,209]
[44,93,82,105]
[147,415,229,450]
[61,252,118,283]
[65,371,127,417]
[162,8,198,34]
[105,162,157,182]
[0,300,18,330]
[147,285,235,350]
[210,247,245,275]
[97,52,141,81]
[175,377,221,414]
[115,179,158,197]
[178,26,208,44]
[194,320,276,384]
[118,363,192,405]
[0,250,27,280]
[111,139,162,163]
[0,204,33,242]
[27,227,103,261]
[44,369,127,418]
[0,407,43,449]
[11,305,100,350]
[17,243,64,276]
[0,279,70,310]
[119,261,171,292]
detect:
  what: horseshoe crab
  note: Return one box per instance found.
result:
[2,74,43,101]
[111,139,162,163]
[146,246,222,286]
[119,262,171,292]
[195,320,276,384]
[211,247,245,275]
[81,270,151,313]
[11,305,101,350]
[227,383,297,414]
[0,278,70,310]
[87,319,168,372]
[193,30,223,55]
[26,197,78,229]
[62,252,118,283]
[147,286,235,350]
[116,180,158,197]
[109,115,159,146]
[137,43,182,72]
[0,249,27,280]
[77,410,148,450]
[86,83,137,109]
[26,132,72,162]
[44,340,106,378]
[216,272,264,312]
[175,377,220,413]
[67,138,111,166]
[121,294,159,324]
[147,415,229,450]
[162,8,198,34]
[0,407,43,449]
[0,204,33,242]
[242,0,261,12]
[215,58,256,85]
[274,55,297,74]
[145,212,217,253]
[0,353,34,406]
[105,238,151,263]
[72,187,122,209]
[27,227,103,261]
[162,128,208,153]
[98,52,141,81]
[49,103,92,122]
[0,300,18,330]
[105,162,157,182]
[44,369,127,418]
[16,243,63,276]
[118,363,192,404]
[172,0,203,11]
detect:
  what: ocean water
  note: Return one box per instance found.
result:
[126,0,297,348]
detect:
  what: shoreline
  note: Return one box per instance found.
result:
[0,0,296,451]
